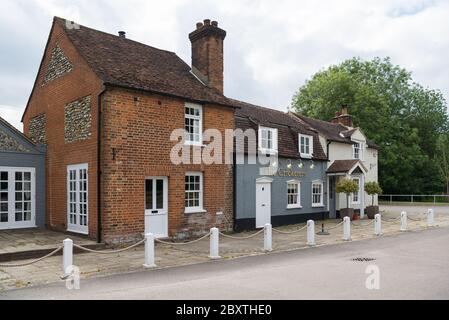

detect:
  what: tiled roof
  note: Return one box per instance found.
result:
[233,100,327,160]
[293,114,379,149]
[55,17,237,108]
[327,159,366,174]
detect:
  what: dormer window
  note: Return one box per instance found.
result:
[259,126,278,154]
[299,134,313,158]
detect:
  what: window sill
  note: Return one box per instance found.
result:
[184,209,207,215]
[258,148,278,155]
[287,205,302,210]
[301,154,313,159]
[312,204,325,208]
[184,142,206,148]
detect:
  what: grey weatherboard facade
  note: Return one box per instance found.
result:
[0,117,46,228]
[235,156,328,231]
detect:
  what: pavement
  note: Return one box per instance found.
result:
[0,205,448,293]
[2,225,449,300]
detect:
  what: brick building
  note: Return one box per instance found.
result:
[22,17,237,243]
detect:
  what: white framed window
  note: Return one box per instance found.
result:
[353,142,363,160]
[185,172,204,214]
[67,163,88,234]
[299,134,313,158]
[352,177,361,204]
[185,103,203,146]
[258,126,278,154]
[287,180,301,209]
[312,180,324,207]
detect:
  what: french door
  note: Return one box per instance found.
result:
[145,177,168,238]
[67,164,88,234]
[0,167,36,230]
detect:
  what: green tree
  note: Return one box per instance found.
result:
[436,135,449,195]
[292,57,449,195]
[365,182,383,206]
[336,179,359,210]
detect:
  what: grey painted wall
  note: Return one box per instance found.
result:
[0,120,46,228]
[236,156,328,221]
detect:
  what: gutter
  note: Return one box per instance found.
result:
[327,141,332,162]
[97,87,107,244]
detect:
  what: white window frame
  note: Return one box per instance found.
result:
[184,172,205,214]
[67,163,89,235]
[299,134,313,159]
[258,126,278,154]
[184,103,203,146]
[351,177,361,204]
[312,180,324,208]
[287,180,302,209]
[353,142,364,160]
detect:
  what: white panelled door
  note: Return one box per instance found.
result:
[0,167,36,230]
[256,178,273,228]
[67,164,89,235]
[145,177,168,239]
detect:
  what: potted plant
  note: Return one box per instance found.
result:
[336,178,359,220]
[365,182,383,219]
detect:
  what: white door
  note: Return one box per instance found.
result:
[0,167,36,230]
[67,164,89,235]
[256,181,272,228]
[145,177,168,238]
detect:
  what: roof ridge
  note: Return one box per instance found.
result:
[54,16,177,55]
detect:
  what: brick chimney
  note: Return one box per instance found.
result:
[331,105,353,127]
[189,19,227,94]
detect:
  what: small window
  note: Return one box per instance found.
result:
[352,177,360,204]
[258,126,278,154]
[353,142,363,160]
[312,181,324,207]
[287,181,301,209]
[185,103,203,146]
[299,134,313,158]
[185,172,204,213]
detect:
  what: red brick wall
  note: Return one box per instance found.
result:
[101,88,235,243]
[23,21,103,238]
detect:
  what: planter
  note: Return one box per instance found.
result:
[340,208,355,220]
[366,206,379,219]
[352,213,360,221]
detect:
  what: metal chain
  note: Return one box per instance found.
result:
[155,232,211,246]
[273,224,308,235]
[219,228,265,240]
[73,239,145,254]
[0,246,63,268]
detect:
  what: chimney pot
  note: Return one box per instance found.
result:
[196,22,203,29]
[204,19,211,25]
[118,31,126,38]
[212,21,218,27]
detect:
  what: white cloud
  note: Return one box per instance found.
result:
[0,0,447,131]
[0,105,23,131]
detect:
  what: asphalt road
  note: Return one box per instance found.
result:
[2,226,449,300]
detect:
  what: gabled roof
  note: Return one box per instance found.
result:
[293,113,379,150]
[233,100,327,160]
[327,159,368,174]
[0,116,44,154]
[35,18,239,112]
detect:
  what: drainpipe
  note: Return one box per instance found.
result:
[97,87,106,244]
[326,141,332,162]
[232,151,237,232]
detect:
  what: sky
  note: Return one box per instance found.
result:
[0,0,448,130]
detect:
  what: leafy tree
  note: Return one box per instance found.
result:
[292,57,449,195]
[336,179,359,209]
[436,135,449,195]
[365,182,383,206]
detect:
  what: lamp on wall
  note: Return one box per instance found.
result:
[298,160,304,169]
[310,161,315,170]
[287,160,292,169]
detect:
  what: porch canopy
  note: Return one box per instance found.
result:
[326,159,368,175]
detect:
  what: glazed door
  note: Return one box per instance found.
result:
[256,182,271,228]
[145,177,168,238]
[67,164,89,235]
[0,167,36,230]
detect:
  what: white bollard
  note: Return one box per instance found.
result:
[427,209,434,227]
[374,214,382,236]
[400,212,408,232]
[143,233,156,268]
[307,220,316,246]
[209,228,221,260]
[264,224,273,252]
[343,217,351,241]
[63,238,73,277]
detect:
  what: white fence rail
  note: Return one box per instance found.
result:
[379,194,449,204]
